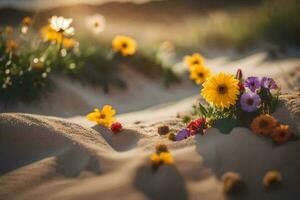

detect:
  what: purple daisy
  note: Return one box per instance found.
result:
[175,129,191,141]
[261,77,278,90]
[244,77,261,92]
[240,91,261,112]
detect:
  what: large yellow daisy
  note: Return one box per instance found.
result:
[201,73,240,109]
[189,64,212,85]
[112,35,137,56]
[86,105,116,127]
[184,53,205,67]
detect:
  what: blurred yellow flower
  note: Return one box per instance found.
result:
[6,40,18,52]
[22,16,32,26]
[49,16,75,36]
[201,72,240,109]
[189,64,211,85]
[62,38,77,49]
[86,105,116,127]
[41,25,77,48]
[184,53,205,67]
[150,152,174,166]
[112,35,137,56]
[159,152,174,164]
[41,25,63,42]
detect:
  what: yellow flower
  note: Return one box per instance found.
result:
[86,105,116,127]
[62,38,77,49]
[150,153,161,165]
[189,64,212,85]
[22,16,32,26]
[201,72,240,109]
[6,40,18,52]
[41,25,76,48]
[150,152,174,166]
[250,114,278,136]
[184,53,205,67]
[112,35,137,56]
[159,152,174,165]
[41,25,63,43]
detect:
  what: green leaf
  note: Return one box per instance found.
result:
[213,118,238,134]
[199,103,208,117]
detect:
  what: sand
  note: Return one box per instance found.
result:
[1,98,300,200]
[1,52,300,199]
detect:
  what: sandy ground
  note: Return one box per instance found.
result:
[1,51,300,200]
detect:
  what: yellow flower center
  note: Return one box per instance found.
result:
[99,113,106,119]
[122,42,128,49]
[197,72,204,78]
[192,60,199,65]
[217,84,228,95]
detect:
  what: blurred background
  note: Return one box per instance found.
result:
[1,0,300,49]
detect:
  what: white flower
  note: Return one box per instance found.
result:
[85,14,106,34]
[49,16,75,36]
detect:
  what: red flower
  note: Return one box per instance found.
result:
[187,118,206,135]
[110,122,123,133]
[238,82,244,91]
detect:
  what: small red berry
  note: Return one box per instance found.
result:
[111,122,122,133]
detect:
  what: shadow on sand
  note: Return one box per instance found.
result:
[92,125,141,152]
[133,164,188,200]
[195,127,300,200]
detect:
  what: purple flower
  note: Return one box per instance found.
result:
[244,77,261,92]
[175,129,191,141]
[240,91,261,112]
[261,77,278,90]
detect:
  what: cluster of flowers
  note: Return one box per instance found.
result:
[251,114,293,144]
[0,16,78,101]
[170,118,208,141]
[172,52,295,143]
[86,105,123,133]
[150,144,174,170]
[184,53,211,85]
[0,14,137,102]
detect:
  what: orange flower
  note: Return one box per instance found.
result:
[250,114,278,135]
[6,40,18,52]
[22,16,32,26]
[271,125,292,144]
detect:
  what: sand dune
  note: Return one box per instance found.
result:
[1,52,300,199]
[1,93,300,200]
